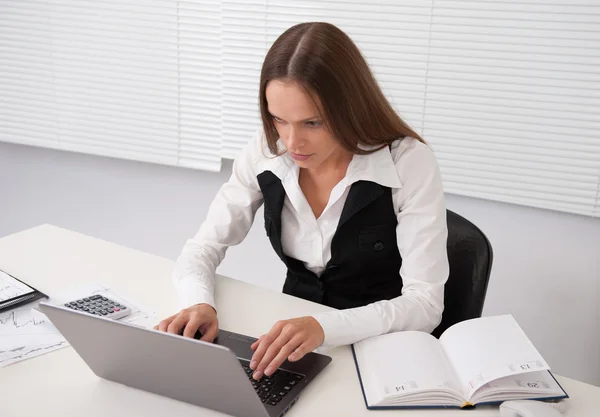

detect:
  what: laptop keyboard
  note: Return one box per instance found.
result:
[239,360,305,407]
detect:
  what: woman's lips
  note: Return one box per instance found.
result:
[290,152,312,161]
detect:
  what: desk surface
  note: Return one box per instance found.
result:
[0,225,598,417]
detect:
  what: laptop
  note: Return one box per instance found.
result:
[39,302,332,417]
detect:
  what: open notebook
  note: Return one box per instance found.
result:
[351,315,567,409]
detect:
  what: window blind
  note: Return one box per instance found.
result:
[1,1,598,217]
[221,1,266,158]
[0,0,222,172]
[178,0,223,170]
[425,1,600,218]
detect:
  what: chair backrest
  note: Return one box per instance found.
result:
[431,210,493,338]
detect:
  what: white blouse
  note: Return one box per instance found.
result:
[172,130,449,348]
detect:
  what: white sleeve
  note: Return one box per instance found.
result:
[171,131,265,311]
[312,141,449,347]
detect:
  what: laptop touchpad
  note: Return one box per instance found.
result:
[218,333,257,360]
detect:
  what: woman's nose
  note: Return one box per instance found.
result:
[286,127,302,149]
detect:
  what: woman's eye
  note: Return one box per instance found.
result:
[272,116,284,123]
[306,120,321,128]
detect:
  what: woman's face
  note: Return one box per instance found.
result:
[265,79,347,170]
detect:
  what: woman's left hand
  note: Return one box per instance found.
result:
[249,316,324,380]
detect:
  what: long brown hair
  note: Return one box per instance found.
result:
[259,22,425,156]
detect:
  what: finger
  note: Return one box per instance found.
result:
[288,341,311,362]
[157,314,177,332]
[264,336,303,376]
[250,322,286,373]
[200,320,219,343]
[255,331,294,378]
[250,329,282,375]
[182,316,202,338]
[166,315,188,334]
[250,337,271,373]
[250,335,263,351]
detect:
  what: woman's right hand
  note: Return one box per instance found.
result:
[154,303,219,343]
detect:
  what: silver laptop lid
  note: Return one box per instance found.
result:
[39,302,269,417]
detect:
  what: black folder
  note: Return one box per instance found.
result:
[0,268,47,313]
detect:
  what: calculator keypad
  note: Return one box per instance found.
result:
[63,294,130,320]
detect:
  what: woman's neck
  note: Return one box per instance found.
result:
[304,148,353,180]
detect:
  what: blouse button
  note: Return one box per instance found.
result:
[373,241,385,251]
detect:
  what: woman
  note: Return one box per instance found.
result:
[157,22,449,381]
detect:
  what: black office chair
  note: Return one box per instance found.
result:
[431,210,493,338]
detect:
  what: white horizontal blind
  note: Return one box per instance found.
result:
[221,0,600,218]
[178,1,223,170]
[426,0,600,217]
[2,1,599,216]
[0,0,222,172]
[1,1,59,148]
[221,1,267,158]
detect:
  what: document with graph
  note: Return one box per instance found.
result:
[0,303,68,367]
[0,268,47,312]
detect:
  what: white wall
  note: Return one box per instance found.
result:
[1,141,599,386]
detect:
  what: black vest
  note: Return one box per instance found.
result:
[257,171,403,310]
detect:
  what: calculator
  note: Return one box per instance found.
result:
[63,294,131,320]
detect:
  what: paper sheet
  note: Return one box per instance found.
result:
[0,269,34,302]
[0,304,68,366]
[0,283,156,367]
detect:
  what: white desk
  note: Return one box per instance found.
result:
[0,225,598,417]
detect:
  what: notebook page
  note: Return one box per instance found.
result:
[439,315,549,398]
[353,331,462,405]
[469,370,566,404]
